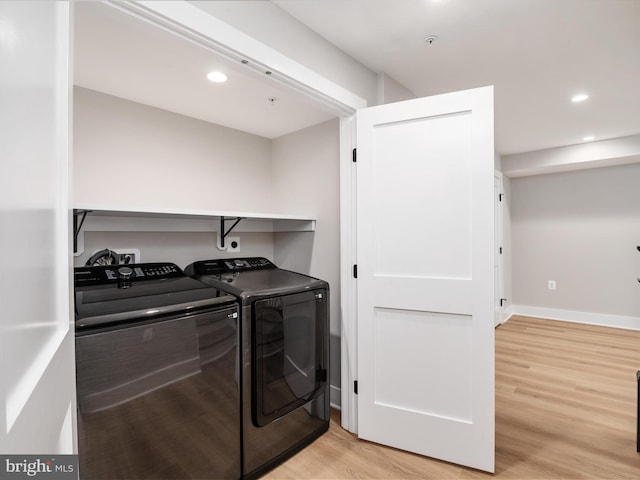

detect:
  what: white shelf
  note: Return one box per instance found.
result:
[74,205,315,222]
[73,206,316,254]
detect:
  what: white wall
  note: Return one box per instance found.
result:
[270,119,342,403]
[74,87,273,212]
[510,163,640,326]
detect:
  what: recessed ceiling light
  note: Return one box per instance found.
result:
[571,93,589,103]
[207,71,227,83]
[583,136,595,141]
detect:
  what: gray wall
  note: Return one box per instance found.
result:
[511,163,640,318]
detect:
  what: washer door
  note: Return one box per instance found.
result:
[252,289,327,427]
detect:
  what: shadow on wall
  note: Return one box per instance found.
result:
[274,231,314,274]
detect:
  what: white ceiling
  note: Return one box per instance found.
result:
[274,0,640,155]
[75,0,640,155]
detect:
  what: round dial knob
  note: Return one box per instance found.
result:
[118,266,134,279]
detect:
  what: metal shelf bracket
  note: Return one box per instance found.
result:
[219,216,244,249]
[73,209,92,253]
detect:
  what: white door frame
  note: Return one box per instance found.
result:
[339,115,358,432]
[494,171,505,326]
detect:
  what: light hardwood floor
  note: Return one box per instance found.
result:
[264,316,640,479]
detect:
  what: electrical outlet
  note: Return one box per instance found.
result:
[112,249,139,264]
[226,237,241,253]
[117,253,136,264]
[216,233,241,252]
[548,280,556,290]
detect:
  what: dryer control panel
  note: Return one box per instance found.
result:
[75,263,183,286]
[185,257,276,276]
[223,257,274,272]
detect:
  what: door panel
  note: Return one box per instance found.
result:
[373,111,473,279]
[356,87,495,472]
[373,308,473,421]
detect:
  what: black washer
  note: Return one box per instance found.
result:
[75,262,240,480]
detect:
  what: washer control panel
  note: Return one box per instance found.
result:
[75,263,183,286]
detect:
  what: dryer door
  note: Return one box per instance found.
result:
[252,289,327,427]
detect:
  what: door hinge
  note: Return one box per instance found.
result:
[500,298,507,307]
[352,148,357,163]
[499,246,503,254]
[353,264,358,278]
[499,193,504,202]
[354,380,358,394]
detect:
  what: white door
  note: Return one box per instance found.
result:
[0,1,75,453]
[356,87,495,472]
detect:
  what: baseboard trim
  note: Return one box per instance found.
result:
[329,384,341,410]
[510,305,640,331]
